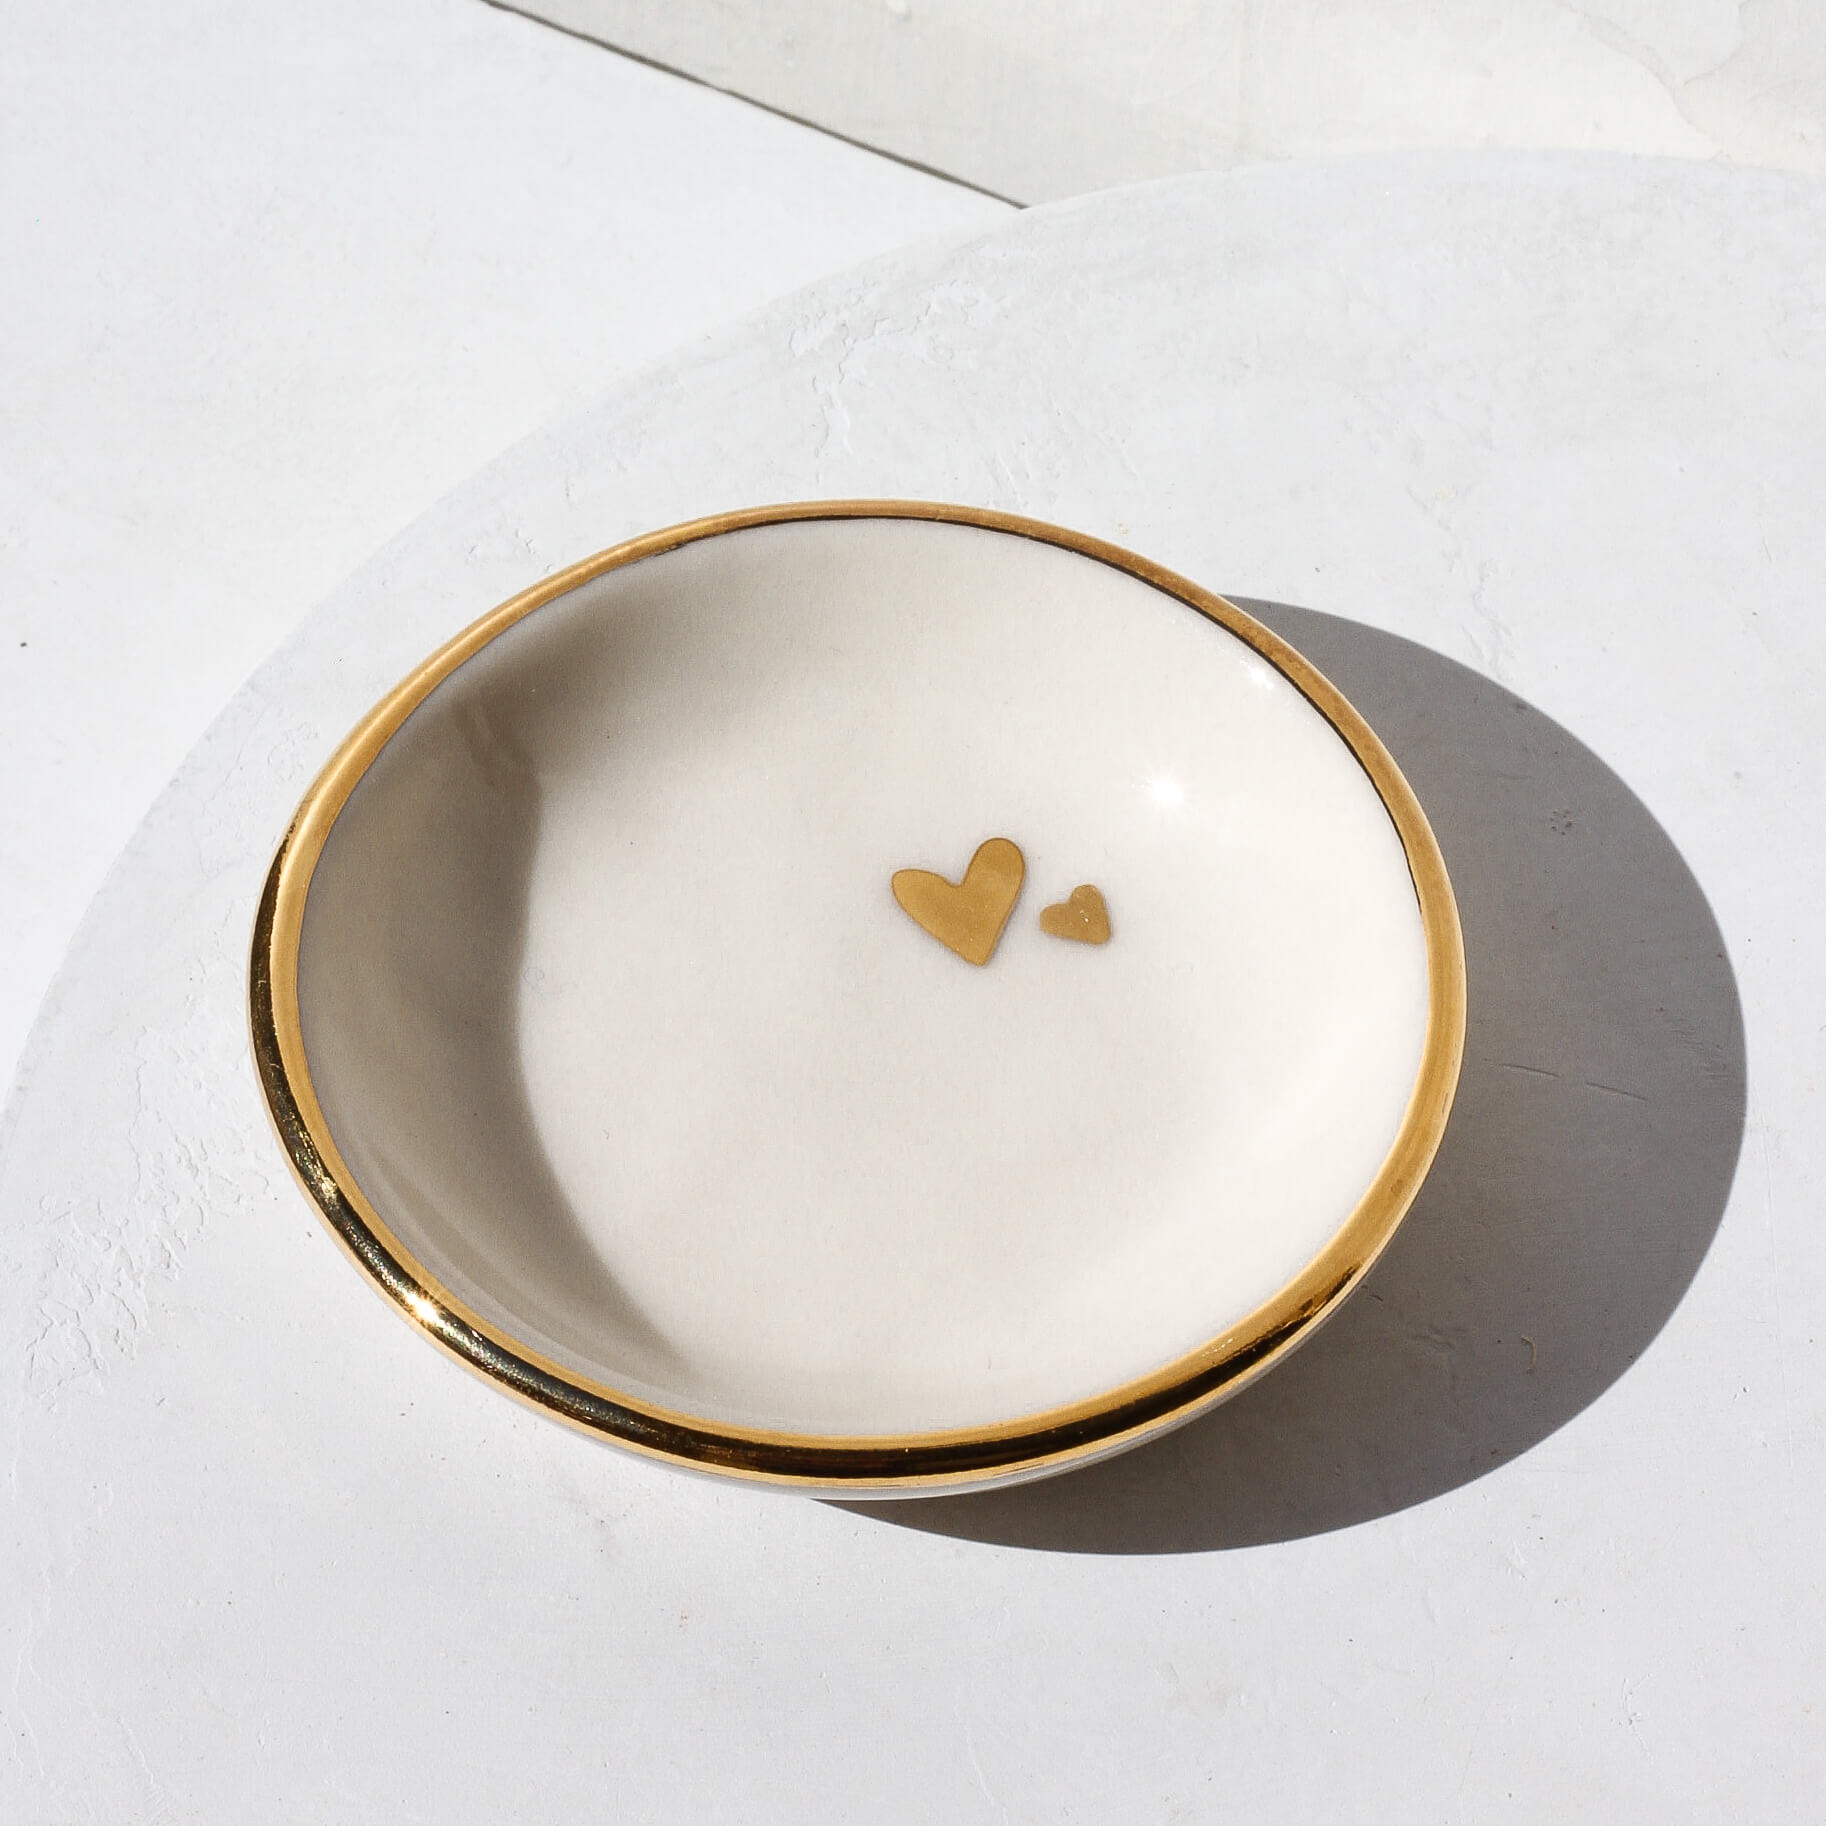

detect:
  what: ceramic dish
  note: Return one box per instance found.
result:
[250,503,1465,1493]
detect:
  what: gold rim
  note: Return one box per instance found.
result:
[249,501,1467,1492]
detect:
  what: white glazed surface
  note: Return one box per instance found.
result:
[299,518,1428,1432]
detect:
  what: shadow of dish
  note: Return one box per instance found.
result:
[843,601,1746,1553]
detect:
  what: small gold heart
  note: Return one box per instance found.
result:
[1039,884,1111,945]
[892,838,1025,966]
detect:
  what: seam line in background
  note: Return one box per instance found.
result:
[482,0,1026,208]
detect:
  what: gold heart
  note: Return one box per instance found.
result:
[892,838,1025,966]
[1039,883,1111,945]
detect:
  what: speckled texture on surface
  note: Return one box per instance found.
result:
[2,155,1820,1819]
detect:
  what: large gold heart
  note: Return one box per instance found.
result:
[892,837,1025,966]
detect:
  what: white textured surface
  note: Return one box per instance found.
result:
[505,0,1826,200]
[0,0,1008,1103]
[299,516,1430,1434]
[2,154,1820,1816]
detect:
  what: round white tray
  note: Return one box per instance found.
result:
[4,157,1814,1820]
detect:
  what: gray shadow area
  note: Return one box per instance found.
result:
[304,663,679,1379]
[844,602,1746,1552]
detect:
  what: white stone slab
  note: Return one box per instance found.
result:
[3,153,1821,1818]
[0,0,1009,1101]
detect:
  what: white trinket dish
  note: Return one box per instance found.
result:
[251,503,1465,1493]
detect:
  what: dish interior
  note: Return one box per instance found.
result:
[297,517,1430,1435]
